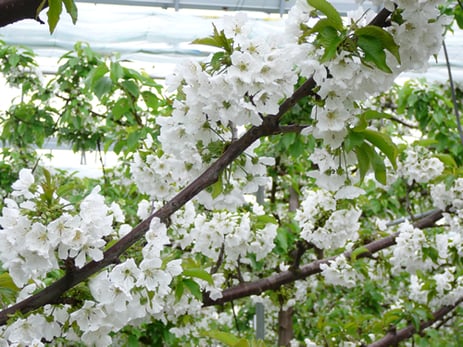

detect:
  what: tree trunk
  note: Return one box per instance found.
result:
[277,186,299,346]
[278,306,294,347]
[0,0,47,28]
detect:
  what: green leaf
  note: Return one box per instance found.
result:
[113,139,126,154]
[288,136,305,157]
[47,0,63,33]
[192,24,233,53]
[93,76,112,99]
[383,308,404,326]
[362,129,398,169]
[201,330,244,347]
[350,246,370,261]
[36,0,48,18]
[142,91,159,110]
[455,6,463,29]
[307,0,343,31]
[413,139,438,147]
[87,63,109,87]
[275,227,289,253]
[122,80,140,98]
[423,246,439,263]
[110,61,123,83]
[318,24,344,62]
[355,146,370,183]
[363,109,393,121]
[7,53,19,68]
[435,153,457,168]
[175,280,184,302]
[355,26,400,64]
[112,98,131,121]
[182,278,202,300]
[62,0,78,24]
[352,115,368,132]
[254,214,277,229]
[0,273,19,292]
[368,148,387,185]
[183,268,214,285]
[357,35,391,73]
[192,36,222,48]
[280,132,296,149]
[127,130,141,152]
[345,131,365,152]
[210,174,223,199]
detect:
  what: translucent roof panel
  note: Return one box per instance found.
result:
[0,1,462,81]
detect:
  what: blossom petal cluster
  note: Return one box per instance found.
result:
[171,202,277,269]
[295,189,361,250]
[398,147,444,184]
[389,221,435,274]
[0,170,121,287]
[320,255,359,288]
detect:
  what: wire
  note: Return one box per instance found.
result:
[442,39,463,147]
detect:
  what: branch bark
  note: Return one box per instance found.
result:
[203,209,443,306]
[368,296,463,347]
[0,0,47,27]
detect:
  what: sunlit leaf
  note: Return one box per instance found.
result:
[183,268,214,285]
[93,76,112,99]
[307,0,343,31]
[355,143,371,183]
[182,278,202,300]
[121,80,140,98]
[47,0,63,33]
[201,330,246,347]
[356,26,400,64]
[357,35,391,73]
[362,129,398,169]
[62,0,78,24]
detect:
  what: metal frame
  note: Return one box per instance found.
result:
[75,0,373,15]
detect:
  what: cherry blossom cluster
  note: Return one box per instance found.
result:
[430,178,463,263]
[389,221,435,274]
[286,0,448,190]
[397,147,444,184]
[320,254,360,288]
[431,178,463,214]
[131,0,449,205]
[295,189,361,250]
[409,267,463,309]
[0,169,123,287]
[128,12,300,208]
[169,200,277,273]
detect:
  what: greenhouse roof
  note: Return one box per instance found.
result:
[0,0,462,81]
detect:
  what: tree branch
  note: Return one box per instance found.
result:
[368,296,463,347]
[0,0,47,27]
[203,209,443,306]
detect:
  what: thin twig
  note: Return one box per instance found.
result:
[389,115,418,129]
[96,141,108,186]
[442,39,463,147]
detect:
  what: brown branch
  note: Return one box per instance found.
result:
[0,0,47,27]
[203,209,443,306]
[368,297,463,347]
